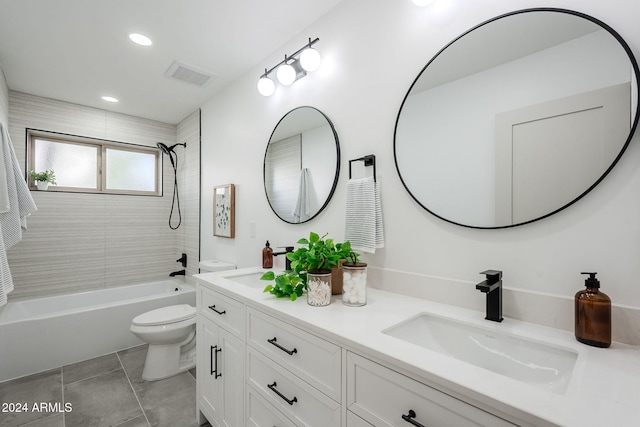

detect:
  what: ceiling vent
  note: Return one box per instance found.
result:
[165,60,215,87]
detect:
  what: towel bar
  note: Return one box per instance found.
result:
[349,154,376,182]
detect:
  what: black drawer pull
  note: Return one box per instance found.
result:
[267,381,297,405]
[267,337,297,355]
[402,410,425,427]
[208,305,226,315]
[210,345,222,378]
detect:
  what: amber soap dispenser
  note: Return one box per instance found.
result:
[262,241,273,269]
[575,272,611,348]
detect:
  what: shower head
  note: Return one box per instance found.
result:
[157,142,172,156]
[157,142,186,169]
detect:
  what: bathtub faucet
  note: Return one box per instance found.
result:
[176,253,187,268]
[170,269,186,277]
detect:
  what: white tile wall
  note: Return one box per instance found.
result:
[6,91,200,300]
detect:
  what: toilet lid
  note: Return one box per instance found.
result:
[132,304,196,326]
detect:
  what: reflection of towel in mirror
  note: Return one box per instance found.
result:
[0,123,37,306]
[345,176,384,254]
[292,168,312,223]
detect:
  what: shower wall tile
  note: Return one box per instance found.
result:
[105,111,177,147]
[0,67,8,126]
[177,109,200,278]
[5,92,198,301]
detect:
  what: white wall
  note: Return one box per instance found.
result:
[200,0,640,342]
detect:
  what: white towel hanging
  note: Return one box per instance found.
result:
[344,176,384,254]
[0,123,37,306]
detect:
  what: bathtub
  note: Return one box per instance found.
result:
[0,280,195,382]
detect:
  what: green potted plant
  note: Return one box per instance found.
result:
[261,232,352,305]
[28,169,57,191]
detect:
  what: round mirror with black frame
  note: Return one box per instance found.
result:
[394,8,640,229]
[264,106,340,224]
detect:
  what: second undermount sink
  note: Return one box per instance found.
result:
[382,313,578,394]
[225,272,268,289]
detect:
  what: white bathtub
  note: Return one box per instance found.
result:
[0,280,195,382]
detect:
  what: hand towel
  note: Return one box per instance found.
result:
[0,123,37,306]
[292,168,312,223]
[345,176,384,254]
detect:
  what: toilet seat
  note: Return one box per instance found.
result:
[132,304,196,327]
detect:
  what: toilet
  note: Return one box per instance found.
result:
[130,260,236,381]
[130,304,197,381]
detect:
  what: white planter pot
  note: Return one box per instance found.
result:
[36,181,49,191]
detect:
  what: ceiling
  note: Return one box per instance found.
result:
[0,0,345,124]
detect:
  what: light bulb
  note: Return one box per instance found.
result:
[128,33,152,46]
[257,76,275,96]
[276,63,297,86]
[300,47,321,72]
[411,0,436,6]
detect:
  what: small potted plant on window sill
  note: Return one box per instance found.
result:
[28,169,57,191]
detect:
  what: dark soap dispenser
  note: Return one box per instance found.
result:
[575,272,611,348]
[262,241,273,269]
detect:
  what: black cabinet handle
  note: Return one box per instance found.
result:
[267,381,297,406]
[267,337,297,355]
[208,305,226,315]
[210,345,222,378]
[402,410,425,427]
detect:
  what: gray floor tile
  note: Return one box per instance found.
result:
[63,369,143,427]
[113,415,149,427]
[20,413,64,426]
[117,346,147,382]
[63,353,121,385]
[0,369,62,427]
[131,372,198,427]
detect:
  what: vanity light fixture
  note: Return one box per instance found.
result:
[257,37,320,96]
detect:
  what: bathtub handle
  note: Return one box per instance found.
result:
[208,305,226,315]
[210,345,222,378]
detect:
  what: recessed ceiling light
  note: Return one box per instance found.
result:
[128,33,152,46]
[101,96,119,103]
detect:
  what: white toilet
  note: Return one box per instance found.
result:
[130,304,197,381]
[130,260,236,381]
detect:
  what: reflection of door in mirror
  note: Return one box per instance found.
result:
[495,83,630,224]
[394,9,639,228]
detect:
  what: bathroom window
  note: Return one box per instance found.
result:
[27,130,161,195]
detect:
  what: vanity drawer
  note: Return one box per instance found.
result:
[347,352,515,427]
[247,347,341,427]
[247,384,298,427]
[247,307,341,401]
[198,285,244,338]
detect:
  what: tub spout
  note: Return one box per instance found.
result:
[170,269,186,277]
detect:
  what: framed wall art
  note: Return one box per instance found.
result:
[213,184,235,238]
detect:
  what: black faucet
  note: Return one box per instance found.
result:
[170,269,186,277]
[475,270,503,322]
[176,253,187,268]
[272,246,294,270]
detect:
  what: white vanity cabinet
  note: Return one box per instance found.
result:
[346,352,515,427]
[246,307,342,426]
[196,286,245,427]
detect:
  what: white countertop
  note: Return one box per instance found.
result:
[195,267,640,427]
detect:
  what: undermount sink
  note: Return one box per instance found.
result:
[225,272,268,289]
[382,313,578,394]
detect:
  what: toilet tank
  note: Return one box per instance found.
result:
[198,260,236,273]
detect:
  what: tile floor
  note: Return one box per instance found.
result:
[0,345,210,427]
